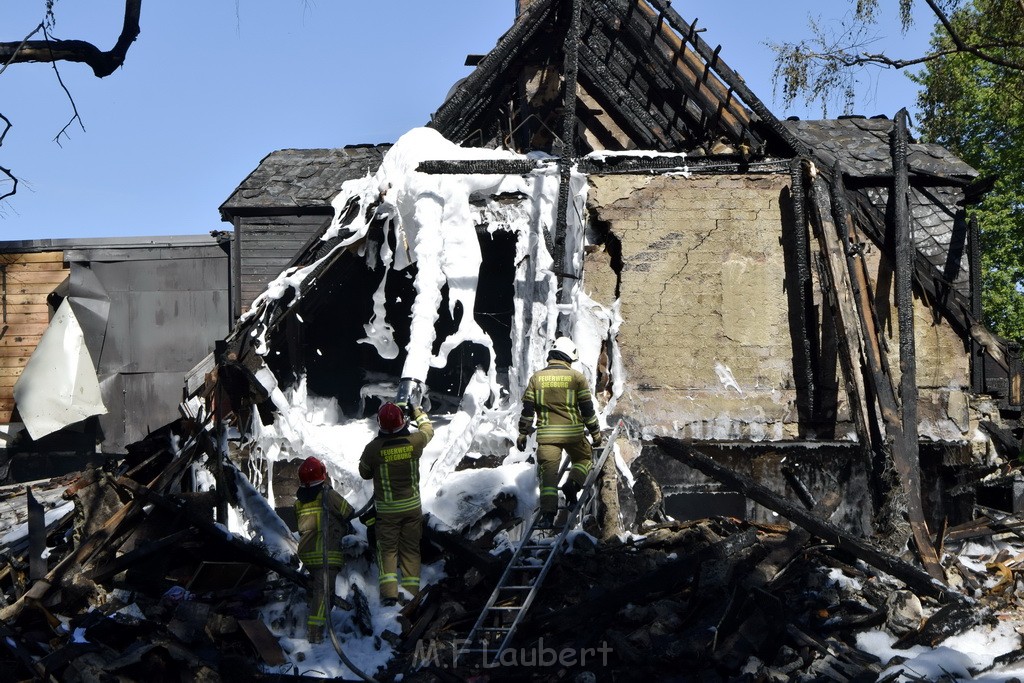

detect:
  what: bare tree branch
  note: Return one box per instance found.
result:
[0,23,44,77]
[772,0,1024,113]
[827,42,1021,70]
[0,0,141,78]
[0,114,17,202]
[922,0,1024,70]
[42,27,86,146]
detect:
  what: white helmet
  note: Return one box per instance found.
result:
[550,336,579,362]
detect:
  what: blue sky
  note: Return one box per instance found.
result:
[0,1,935,241]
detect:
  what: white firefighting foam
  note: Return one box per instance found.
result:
[224,128,625,678]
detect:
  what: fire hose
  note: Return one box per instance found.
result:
[320,486,379,683]
[312,379,424,681]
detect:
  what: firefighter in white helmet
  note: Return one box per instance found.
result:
[517,337,603,528]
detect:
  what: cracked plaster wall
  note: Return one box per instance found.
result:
[584,173,975,444]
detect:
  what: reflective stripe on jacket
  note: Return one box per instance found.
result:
[295,485,353,568]
[519,359,599,444]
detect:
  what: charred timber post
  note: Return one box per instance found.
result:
[830,160,944,582]
[968,215,984,392]
[891,108,922,529]
[652,436,965,604]
[555,0,583,335]
[877,133,946,580]
[27,487,45,582]
[232,217,242,322]
[788,158,817,424]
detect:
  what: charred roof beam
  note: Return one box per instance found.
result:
[643,0,809,157]
[576,47,672,149]
[586,0,719,148]
[582,7,708,148]
[589,0,751,147]
[430,0,559,142]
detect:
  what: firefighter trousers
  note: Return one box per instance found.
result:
[536,437,592,514]
[375,509,422,600]
[306,565,340,637]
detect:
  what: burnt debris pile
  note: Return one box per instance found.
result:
[2,429,1024,681]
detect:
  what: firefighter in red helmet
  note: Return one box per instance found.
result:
[294,455,353,643]
[359,400,433,606]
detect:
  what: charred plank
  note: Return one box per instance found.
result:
[653,437,965,604]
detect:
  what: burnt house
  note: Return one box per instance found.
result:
[213,0,1021,566]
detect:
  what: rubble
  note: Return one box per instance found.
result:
[3,422,1024,681]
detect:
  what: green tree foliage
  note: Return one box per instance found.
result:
[773,0,1024,342]
[912,0,1024,343]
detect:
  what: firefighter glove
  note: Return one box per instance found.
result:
[591,431,604,449]
[516,434,528,451]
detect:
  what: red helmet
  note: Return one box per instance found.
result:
[298,456,327,486]
[377,402,407,434]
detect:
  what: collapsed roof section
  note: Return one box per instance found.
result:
[429,0,772,156]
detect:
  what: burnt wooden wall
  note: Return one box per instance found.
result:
[239,215,331,314]
[0,251,68,422]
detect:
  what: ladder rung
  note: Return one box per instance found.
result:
[521,544,552,550]
[487,606,523,611]
[499,585,532,590]
[511,564,543,570]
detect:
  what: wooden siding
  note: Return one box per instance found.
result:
[240,215,330,313]
[0,251,69,421]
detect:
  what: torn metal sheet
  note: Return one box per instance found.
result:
[67,264,112,370]
[13,299,107,440]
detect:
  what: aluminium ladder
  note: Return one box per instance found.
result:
[455,420,624,667]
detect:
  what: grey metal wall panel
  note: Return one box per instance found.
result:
[127,289,225,373]
[99,372,188,451]
[97,374,126,453]
[72,249,229,453]
[96,289,131,375]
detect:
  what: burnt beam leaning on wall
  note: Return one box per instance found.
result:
[786,158,818,428]
[806,165,875,450]
[829,162,945,582]
[969,214,984,392]
[652,437,968,606]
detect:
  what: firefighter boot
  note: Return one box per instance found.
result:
[535,512,556,529]
[562,480,581,507]
[307,624,324,644]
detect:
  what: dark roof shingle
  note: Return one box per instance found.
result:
[219,145,391,220]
